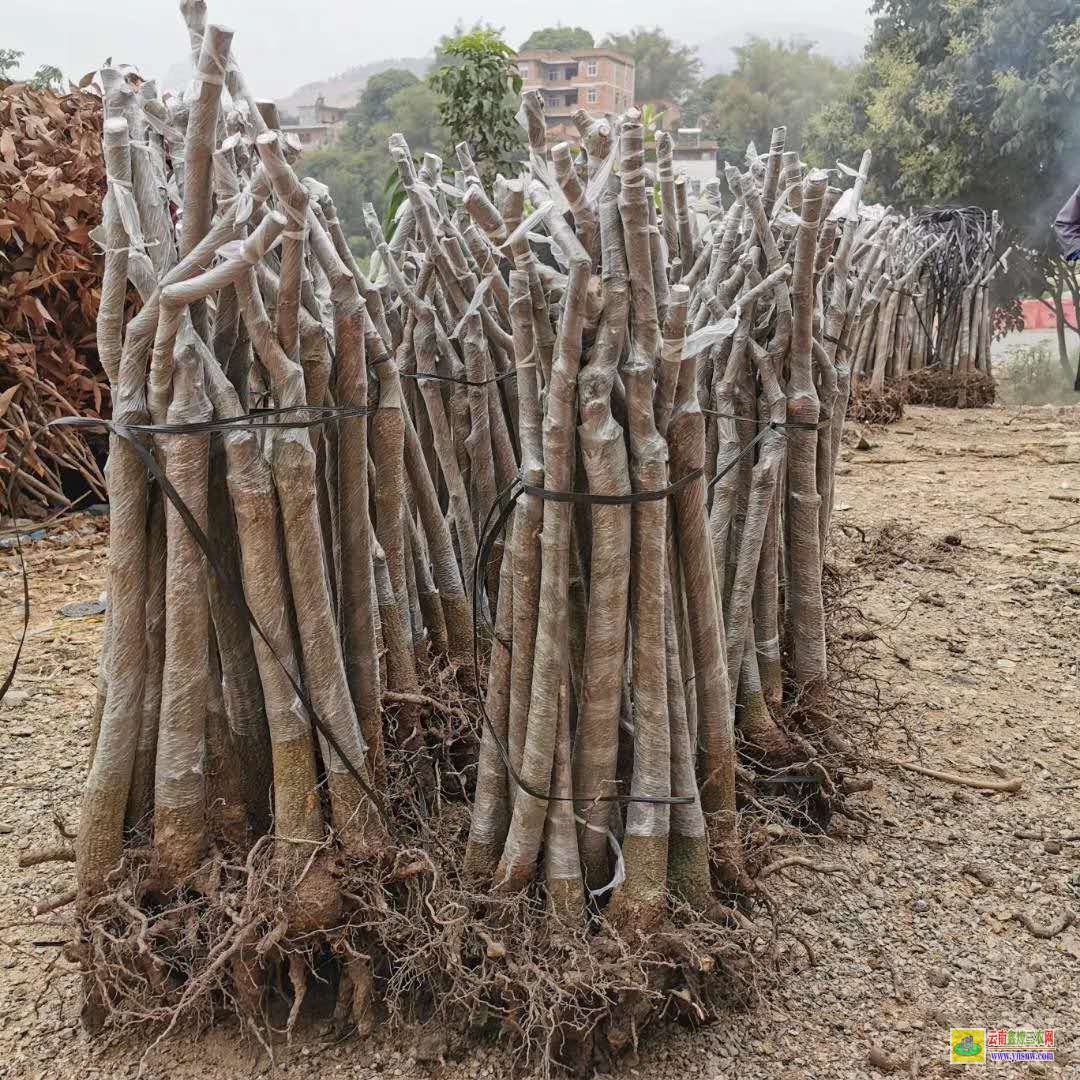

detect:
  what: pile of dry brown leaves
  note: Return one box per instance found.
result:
[0,81,121,515]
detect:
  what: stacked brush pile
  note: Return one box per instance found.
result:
[0,80,120,513]
[17,5,886,1071]
[847,205,1005,408]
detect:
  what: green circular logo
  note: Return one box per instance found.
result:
[953,1039,983,1057]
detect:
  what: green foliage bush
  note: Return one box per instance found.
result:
[429,30,523,184]
[998,343,1080,406]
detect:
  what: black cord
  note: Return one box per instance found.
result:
[401,369,517,389]
[701,410,820,430]
[3,403,809,819]
[469,476,695,808]
[1,406,396,837]
[522,467,702,505]
[465,411,801,810]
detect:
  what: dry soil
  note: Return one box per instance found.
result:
[1,405,1078,1079]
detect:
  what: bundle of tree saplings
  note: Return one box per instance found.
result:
[848,205,1006,405]
[20,12,879,1067]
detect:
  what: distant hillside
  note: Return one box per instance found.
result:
[278,57,430,114]
[693,21,866,75]
[167,21,865,116]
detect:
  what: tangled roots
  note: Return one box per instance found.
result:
[70,712,774,1078]
[902,367,995,408]
[846,381,905,425]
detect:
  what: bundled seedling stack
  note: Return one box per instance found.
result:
[846,205,1006,405]
[23,7,883,1067]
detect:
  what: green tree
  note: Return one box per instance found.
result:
[381,82,444,152]
[679,73,726,128]
[690,38,854,164]
[807,0,1080,381]
[0,48,23,81]
[432,21,502,69]
[348,68,420,138]
[808,0,1080,250]
[519,27,594,53]
[30,64,64,93]
[428,29,523,182]
[600,27,701,105]
[302,143,382,259]
[304,79,444,263]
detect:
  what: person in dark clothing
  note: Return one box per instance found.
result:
[1053,183,1080,390]
[1054,183,1080,260]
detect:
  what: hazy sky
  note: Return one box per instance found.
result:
[7,0,873,100]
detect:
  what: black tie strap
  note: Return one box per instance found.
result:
[1,406,395,836]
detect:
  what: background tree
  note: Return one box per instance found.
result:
[678,73,725,128]
[348,69,421,137]
[429,29,523,183]
[30,64,64,93]
[0,48,22,81]
[1,50,67,93]
[688,38,853,164]
[807,0,1080,382]
[432,21,503,69]
[519,27,594,52]
[305,23,525,261]
[382,81,444,150]
[600,27,701,105]
[301,144,383,258]
[304,79,444,261]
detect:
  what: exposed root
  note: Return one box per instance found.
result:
[847,381,905,425]
[897,761,1022,793]
[868,1043,908,1073]
[64,734,773,1079]
[726,559,876,842]
[285,953,308,1038]
[20,846,77,867]
[790,930,816,967]
[32,888,77,916]
[902,367,995,408]
[338,947,376,1037]
[756,856,845,880]
[50,547,864,1075]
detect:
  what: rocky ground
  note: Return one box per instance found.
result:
[1,404,1078,1079]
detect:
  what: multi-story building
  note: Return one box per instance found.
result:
[283,95,351,150]
[515,47,635,142]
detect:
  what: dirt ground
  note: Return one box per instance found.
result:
[1,404,1078,1079]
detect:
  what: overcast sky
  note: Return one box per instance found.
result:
[7,0,873,100]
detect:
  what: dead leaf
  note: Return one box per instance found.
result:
[0,384,19,419]
[0,129,16,165]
